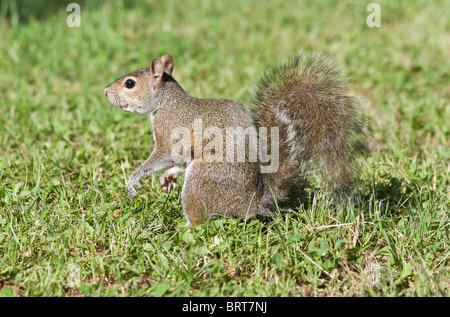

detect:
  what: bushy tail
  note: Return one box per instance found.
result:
[252,51,370,206]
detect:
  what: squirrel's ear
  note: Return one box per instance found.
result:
[150,58,164,91]
[160,54,174,75]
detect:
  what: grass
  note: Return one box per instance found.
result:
[0,0,449,297]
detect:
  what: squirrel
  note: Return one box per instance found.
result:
[104,51,369,228]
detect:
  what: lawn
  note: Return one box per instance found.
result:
[0,0,448,297]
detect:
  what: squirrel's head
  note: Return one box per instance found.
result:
[104,54,174,115]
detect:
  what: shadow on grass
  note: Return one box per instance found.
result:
[252,176,410,227]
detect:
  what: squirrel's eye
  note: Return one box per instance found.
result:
[125,79,136,89]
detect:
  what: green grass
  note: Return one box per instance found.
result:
[0,0,449,297]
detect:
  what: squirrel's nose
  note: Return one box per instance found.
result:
[104,87,109,96]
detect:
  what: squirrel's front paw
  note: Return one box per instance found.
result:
[160,167,184,193]
[126,177,142,199]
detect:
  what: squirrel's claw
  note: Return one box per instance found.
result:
[135,181,142,190]
[160,169,178,193]
[127,190,137,200]
[126,178,142,199]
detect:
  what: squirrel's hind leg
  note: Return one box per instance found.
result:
[177,193,207,229]
[176,161,263,229]
[176,162,207,228]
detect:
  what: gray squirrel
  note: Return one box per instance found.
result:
[104,52,369,228]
